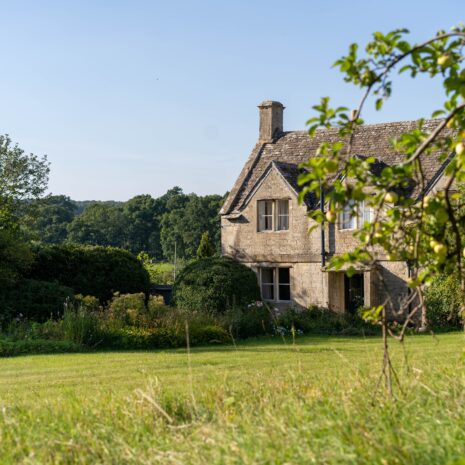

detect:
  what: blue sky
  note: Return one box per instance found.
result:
[0,1,462,200]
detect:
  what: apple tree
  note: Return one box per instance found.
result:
[297,26,465,388]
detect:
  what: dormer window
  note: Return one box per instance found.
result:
[257,199,289,232]
[339,200,372,230]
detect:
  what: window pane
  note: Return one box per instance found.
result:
[278,267,290,284]
[278,268,290,301]
[340,201,356,230]
[258,200,273,231]
[258,201,265,231]
[262,284,274,300]
[278,285,290,301]
[261,267,275,300]
[277,199,289,230]
[361,201,372,224]
[261,268,274,284]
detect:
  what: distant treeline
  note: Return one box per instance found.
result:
[24,187,227,261]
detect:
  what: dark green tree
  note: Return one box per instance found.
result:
[160,193,224,260]
[67,203,129,248]
[123,195,159,256]
[25,195,76,243]
[197,231,215,259]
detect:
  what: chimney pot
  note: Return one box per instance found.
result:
[258,100,284,143]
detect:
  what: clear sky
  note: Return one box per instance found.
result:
[0,1,463,200]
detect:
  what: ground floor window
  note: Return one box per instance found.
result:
[259,267,291,302]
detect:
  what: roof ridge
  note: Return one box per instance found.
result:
[278,118,442,136]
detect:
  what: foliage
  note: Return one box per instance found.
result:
[0,134,49,228]
[197,231,215,259]
[24,195,76,244]
[296,26,465,364]
[108,292,147,327]
[160,192,225,260]
[0,279,74,324]
[0,229,33,287]
[67,203,130,248]
[138,253,176,284]
[61,302,103,346]
[0,338,81,357]
[20,187,225,262]
[103,324,229,350]
[123,195,162,257]
[172,256,261,313]
[424,274,464,329]
[277,306,380,336]
[221,304,275,339]
[27,244,151,303]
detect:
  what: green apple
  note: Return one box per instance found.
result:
[433,243,447,256]
[456,141,465,155]
[325,210,337,223]
[437,54,451,66]
[384,191,398,204]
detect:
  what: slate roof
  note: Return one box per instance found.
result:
[221,119,452,215]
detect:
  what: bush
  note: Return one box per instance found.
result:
[27,244,151,303]
[221,304,275,339]
[277,306,379,336]
[425,274,463,330]
[0,338,82,357]
[108,293,147,327]
[62,303,103,346]
[102,324,229,350]
[172,257,260,314]
[0,279,74,324]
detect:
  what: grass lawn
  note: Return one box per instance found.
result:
[0,333,464,464]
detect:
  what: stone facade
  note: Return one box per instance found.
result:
[221,101,449,316]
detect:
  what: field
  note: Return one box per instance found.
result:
[1,333,464,465]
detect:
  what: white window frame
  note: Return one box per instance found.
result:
[276,199,289,231]
[339,200,373,230]
[260,266,291,302]
[257,199,290,232]
[257,200,274,231]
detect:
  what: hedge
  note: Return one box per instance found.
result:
[0,279,74,324]
[27,244,151,303]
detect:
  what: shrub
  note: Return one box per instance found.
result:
[172,257,260,314]
[27,244,151,303]
[102,324,229,350]
[0,339,82,357]
[425,274,463,330]
[108,292,146,326]
[277,306,379,336]
[0,279,74,323]
[62,303,103,346]
[147,295,171,320]
[221,304,275,339]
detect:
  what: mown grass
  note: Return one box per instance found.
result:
[0,333,464,464]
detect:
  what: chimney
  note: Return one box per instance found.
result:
[258,100,284,143]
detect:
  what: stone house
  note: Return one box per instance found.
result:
[220,101,451,314]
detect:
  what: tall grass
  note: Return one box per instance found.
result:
[62,301,102,346]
